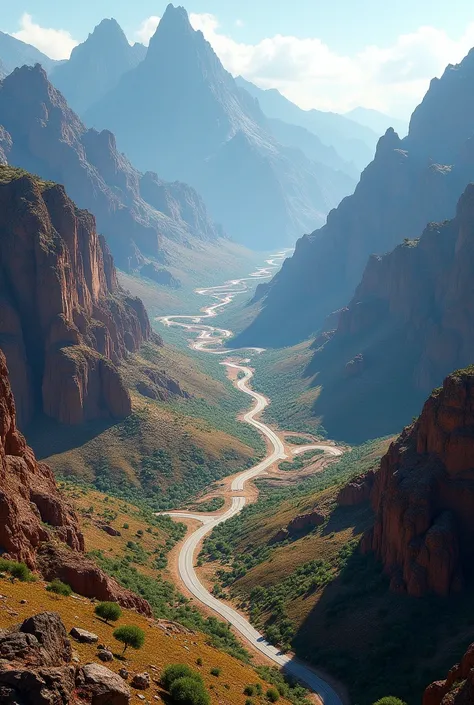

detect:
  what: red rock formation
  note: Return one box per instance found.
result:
[423,643,474,705]
[337,471,374,506]
[0,349,151,614]
[0,168,150,427]
[365,367,474,597]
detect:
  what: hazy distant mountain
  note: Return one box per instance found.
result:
[51,19,146,115]
[235,75,377,170]
[0,30,58,74]
[345,106,408,138]
[85,4,355,249]
[235,47,474,347]
[0,64,223,271]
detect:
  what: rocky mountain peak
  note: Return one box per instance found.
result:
[146,3,209,69]
[84,17,129,48]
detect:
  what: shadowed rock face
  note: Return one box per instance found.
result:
[305,183,474,442]
[0,169,150,428]
[0,63,222,271]
[364,366,474,597]
[238,47,474,348]
[423,643,474,705]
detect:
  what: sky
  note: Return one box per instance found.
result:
[2,0,474,118]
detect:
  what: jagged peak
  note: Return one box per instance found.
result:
[146,4,199,62]
[75,17,130,51]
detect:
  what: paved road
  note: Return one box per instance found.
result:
[158,253,344,705]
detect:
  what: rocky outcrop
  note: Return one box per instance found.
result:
[141,262,181,288]
[337,471,375,506]
[0,168,151,428]
[237,47,474,348]
[423,643,474,705]
[271,509,325,543]
[0,63,222,271]
[365,367,474,597]
[0,612,131,704]
[305,182,474,442]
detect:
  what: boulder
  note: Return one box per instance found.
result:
[131,672,151,690]
[79,663,130,704]
[70,627,99,644]
[98,649,114,662]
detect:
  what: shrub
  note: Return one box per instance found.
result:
[196,658,203,667]
[373,699,407,705]
[46,579,72,596]
[246,700,254,705]
[162,664,203,691]
[210,667,221,677]
[94,601,122,624]
[255,683,263,696]
[113,625,145,653]
[0,559,33,582]
[122,523,129,529]
[170,677,210,705]
[244,685,256,696]
[266,688,280,703]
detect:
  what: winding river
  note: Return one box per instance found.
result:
[158,253,343,705]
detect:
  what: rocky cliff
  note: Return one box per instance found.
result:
[304,183,474,442]
[0,166,150,428]
[0,347,151,614]
[237,48,474,347]
[364,366,474,597]
[84,4,355,249]
[0,63,222,270]
[424,642,474,705]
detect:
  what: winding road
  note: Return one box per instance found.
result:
[158,254,344,705]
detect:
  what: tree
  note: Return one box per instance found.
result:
[266,688,280,703]
[373,699,407,705]
[95,601,122,624]
[170,677,210,705]
[113,625,145,654]
[162,664,203,691]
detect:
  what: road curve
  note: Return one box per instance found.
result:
[158,253,344,705]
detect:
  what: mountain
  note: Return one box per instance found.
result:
[0,30,58,74]
[345,106,408,138]
[305,185,474,442]
[85,4,356,250]
[365,365,474,598]
[0,63,222,271]
[236,48,474,348]
[0,164,151,429]
[50,18,146,115]
[235,75,377,170]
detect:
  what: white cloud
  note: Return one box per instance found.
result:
[235,19,244,29]
[12,13,78,60]
[134,15,160,45]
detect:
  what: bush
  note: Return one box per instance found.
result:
[196,658,203,667]
[113,625,145,653]
[373,699,407,705]
[266,688,280,703]
[255,683,263,696]
[244,685,256,696]
[46,579,72,596]
[162,664,203,691]
[122,523,129,529]
[246,700,254,705]
[94,601,122,624]
[0,559,33,582]
[210,667,221,677]
[170,677,210,705]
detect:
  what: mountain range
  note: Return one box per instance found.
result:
[345,106,408,138]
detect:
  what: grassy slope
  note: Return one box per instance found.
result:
[201,436,474,705]
[30,340,263,511]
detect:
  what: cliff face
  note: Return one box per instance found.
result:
[237,47,474,347]
[364,366,474,597]
[0,167,150,428]
[0,348,151,615]
[0,63,222,270]
[305,184,474,442]
[424,643,474,705]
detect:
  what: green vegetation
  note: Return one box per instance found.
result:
[113,624,145,653]
[0,559,34,582]
[46,579,72,596]
[162,664,204,690]
[169,676,210,705]
[191,496,225,512]
[284,436,315,445]
[266,687,280,702]
[278,449,323,471]
[255,668,309,705]
[94,601,122,624]
[91,551,250,662]
[244,685,256,696]
[0,164,55,189]
[210,667,221,677]
[373,699,407,705]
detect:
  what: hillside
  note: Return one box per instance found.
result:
[0,63,223,272]
[0,30,58,74]
[236,48,474,348]
[85,4,355,249]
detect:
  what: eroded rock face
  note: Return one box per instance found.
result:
[0,169,150,428]
[337,471,375,506]
[365,367,474,596]
[423,643,474,705]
